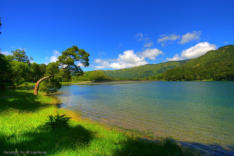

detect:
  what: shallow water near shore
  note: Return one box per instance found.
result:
[57,81,234,147]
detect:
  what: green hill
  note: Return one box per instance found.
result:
[159,45,234,81]
[74,45,234,81]
[103,61,184,80]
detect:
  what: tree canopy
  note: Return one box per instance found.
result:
[0,54,12,89]
[11,49,31,63]
[58,46,89,77]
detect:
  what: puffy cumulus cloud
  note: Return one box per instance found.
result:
[140,48,163,60]
[167,42,216,61]
[157,34,180,46]
[50,50,61,63]
[95,50,147,69]
[179,31,201,44]
[181,42,216,59]
[94,48,163,69]
[167,54,182,61]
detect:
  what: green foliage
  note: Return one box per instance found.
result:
[59,68,72,82]
[89,70,112,82]
[45,113,71,129]
[160,45,234,81]
[39,78,61,94]
[103,61,183,80]
[72,62,182,81]
[73,70,112,82]
[0,46,90,89]
[28,63,46,82]
[39,62,61,94]
[46,62,60,76]
[58,46,89,80]
[11,49,30,63]
[10,61,30,85]
[0,54,13,89]
[0,90,195,156]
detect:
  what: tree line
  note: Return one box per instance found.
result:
[0,46,90,93]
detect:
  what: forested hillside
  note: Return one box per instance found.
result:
[103,61,183,80]
[159,45,234,81]
[73,45,234,81]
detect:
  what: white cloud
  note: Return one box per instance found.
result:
[94,48,163,69]
[140,48,163,60]
[157,34,180,46]
[167,42,216,61]
[77,62,84,67]
[167,54,182,61]
[49,50,61,63]
[179,31,201,44]
[0,51,11,55]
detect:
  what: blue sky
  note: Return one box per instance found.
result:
[0,0,234,70]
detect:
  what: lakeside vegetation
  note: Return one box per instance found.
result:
[0,89,196,155]
[0,45,197,155]
[1,45,233,91]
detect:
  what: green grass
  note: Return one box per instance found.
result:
[0,89,197,156]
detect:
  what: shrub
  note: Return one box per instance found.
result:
[45,113,70,129]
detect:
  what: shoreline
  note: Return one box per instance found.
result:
[53,96,201,155]
[61,80,234,86]
[55,87,234,155]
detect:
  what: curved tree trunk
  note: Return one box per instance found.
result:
[34,76,52,95]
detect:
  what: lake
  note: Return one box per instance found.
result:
[57,81,234,146]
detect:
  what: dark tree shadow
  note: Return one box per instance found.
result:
[113,138,189,156]
[114,136,234,156]
[0,90,50,113]
[0,125,94,155]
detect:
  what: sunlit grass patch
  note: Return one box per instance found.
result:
[0,89,196,156]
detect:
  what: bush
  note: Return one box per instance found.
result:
[39,77,61,94]
[44,113,71,129]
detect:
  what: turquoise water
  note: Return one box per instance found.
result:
[58,81,234,146]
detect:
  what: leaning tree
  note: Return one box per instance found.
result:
[33,45,89,95]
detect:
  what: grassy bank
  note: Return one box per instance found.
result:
[0,89,197,156]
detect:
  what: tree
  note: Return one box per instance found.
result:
[39,64,47,76]
[39,62,61,94]
[58,46,89,81]
[0,54,13,89]
[10,61,30,85]
[34,46,90,95]
[12,49,30,63]
[29,63,46,82]
[89,70,111,82]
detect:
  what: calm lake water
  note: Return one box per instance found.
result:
[58,81,234,146]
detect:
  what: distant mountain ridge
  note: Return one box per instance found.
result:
[103,61,184,80]
[159,45,234,81]
[75,45,234,81]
